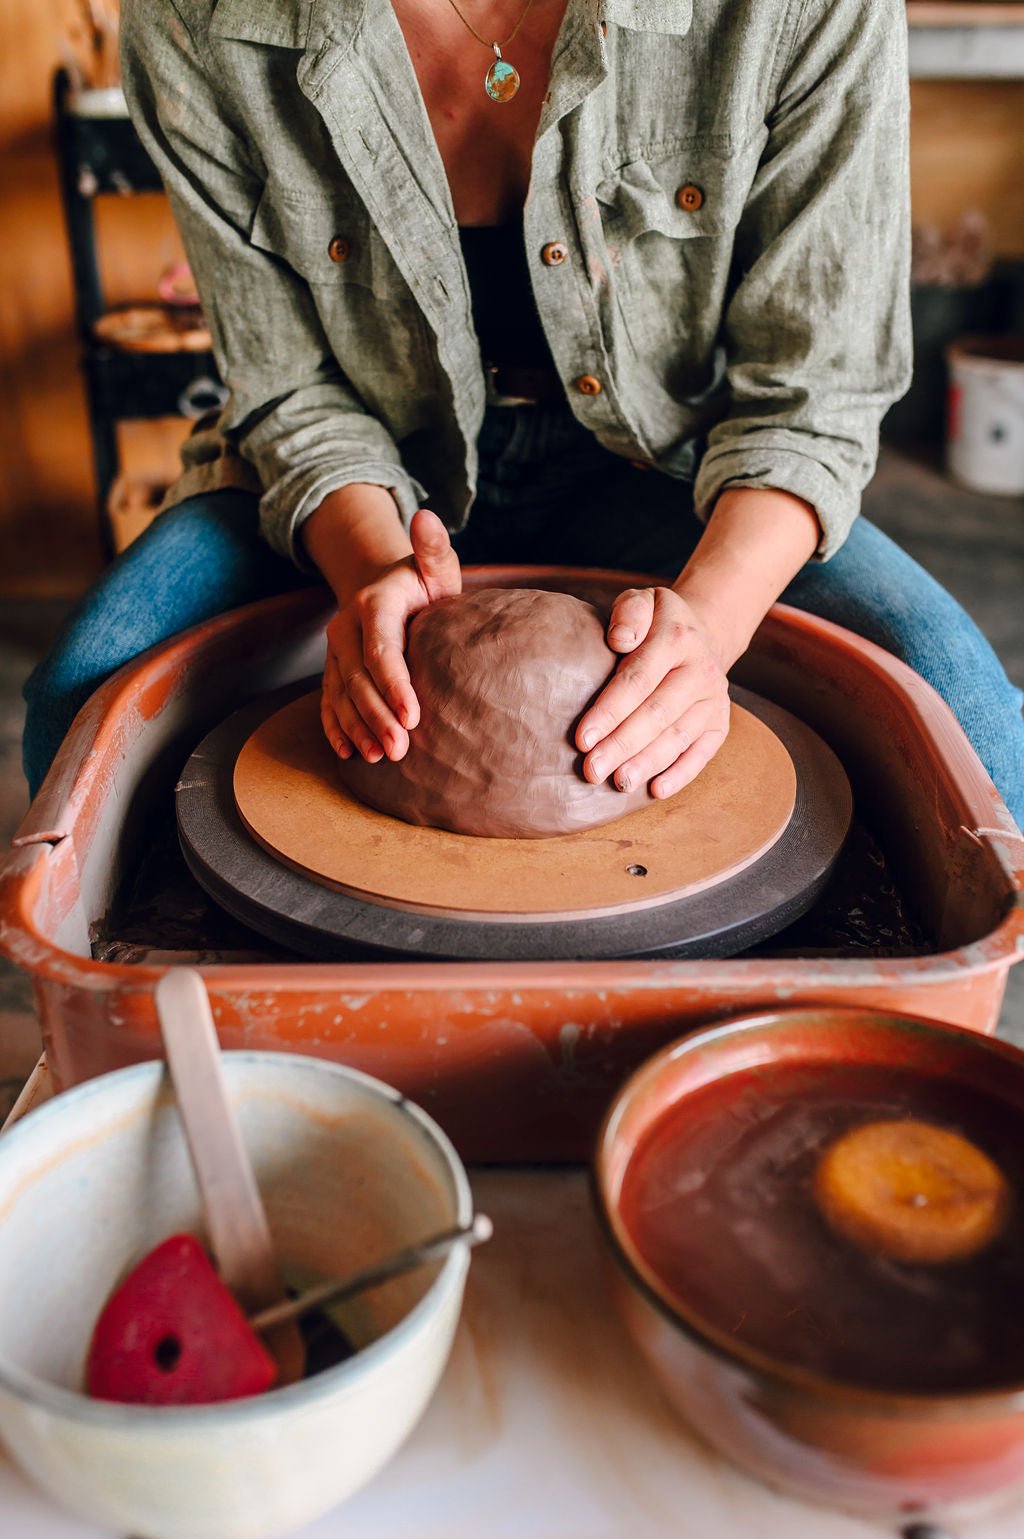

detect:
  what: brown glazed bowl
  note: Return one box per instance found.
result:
[593,1008,1024,1521]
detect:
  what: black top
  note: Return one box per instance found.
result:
[459,225,555,370]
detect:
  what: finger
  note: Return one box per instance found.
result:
[359,593,420,732]
[581,660,718,783]
[324,655,384,763]
[650,724,729,800]
[319,687,353,760]
[333,689,385,763]
[610,696,728,792]
[577,592,695,751]
[320,653,356,758]
[331,608,407,758]
[606,588,655,654]
[343,666,410,760]
[582,674,686,787]
[411,508,462,603]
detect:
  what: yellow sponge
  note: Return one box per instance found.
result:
[813,1119,1010,1265]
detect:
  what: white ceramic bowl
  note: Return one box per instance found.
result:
[0,1053,474,1539]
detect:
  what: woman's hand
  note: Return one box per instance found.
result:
[320,508,462,763]
[574,486,823,799]
[574,586,732,800]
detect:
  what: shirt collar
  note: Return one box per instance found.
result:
[209,0,316,48]
[209,0,693,48]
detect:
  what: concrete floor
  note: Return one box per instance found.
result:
[0,447,1022,1116]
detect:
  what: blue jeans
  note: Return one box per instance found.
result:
[23,402,1024,824]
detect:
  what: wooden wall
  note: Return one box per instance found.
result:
[0,4,1022,598]
[910,80,1024,257]
[0,0,188,598]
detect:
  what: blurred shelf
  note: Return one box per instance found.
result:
[57,99,164,197]
[908,4,1024,24]
[54,67,224,558]
[908,2,1024,74]
[92,305,212,355]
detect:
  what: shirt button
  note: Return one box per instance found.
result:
[541,241,569,267]
[675,184,704,212]
[327,235,351,263]
[574,374,602,396]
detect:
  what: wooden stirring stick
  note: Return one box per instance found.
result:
[155,968,306,1385]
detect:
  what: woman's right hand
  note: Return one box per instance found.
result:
[320,507,462,763]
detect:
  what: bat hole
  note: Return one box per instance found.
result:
[154,1334,183,1373]
[627,864,648,877]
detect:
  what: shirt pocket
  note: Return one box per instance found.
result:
[593,136,764,362]
[247,187,435,429]
[249,187,385,296]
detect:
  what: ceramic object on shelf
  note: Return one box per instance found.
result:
[0,1053,474,1539]
[594,1008,1024,1520]
[67,85,128,119]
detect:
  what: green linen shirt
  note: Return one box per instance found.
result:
[120,0,911,565]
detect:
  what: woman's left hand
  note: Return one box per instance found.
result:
[575,586,731,800]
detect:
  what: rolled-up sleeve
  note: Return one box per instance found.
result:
[120,0,422,566]
[694,0,912,560]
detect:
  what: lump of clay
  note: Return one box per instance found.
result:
[336,587,653,838]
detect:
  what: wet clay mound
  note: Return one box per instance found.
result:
[337,587,653,838]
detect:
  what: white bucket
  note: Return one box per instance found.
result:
[946,336,1024,497]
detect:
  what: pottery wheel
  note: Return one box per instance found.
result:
[176,683,852,961]
[235,691,795,922]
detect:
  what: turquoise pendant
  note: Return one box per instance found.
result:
[485,47,520,103]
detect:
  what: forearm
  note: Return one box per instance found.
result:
[672,486,821,668]
[300,485,414,603]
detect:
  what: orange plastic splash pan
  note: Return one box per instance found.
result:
[2,569,1022,1160]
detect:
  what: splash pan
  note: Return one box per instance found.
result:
[2,570,1021,1160]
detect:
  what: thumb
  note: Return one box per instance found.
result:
[411,508,462,603]
[607,587,655,653]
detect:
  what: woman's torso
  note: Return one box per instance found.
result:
[388,0,569,224]
[129,0,907,560]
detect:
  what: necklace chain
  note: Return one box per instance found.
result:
[442,0,536,52]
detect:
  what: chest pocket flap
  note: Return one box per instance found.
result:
[595,135,764,244]
[249,188,380,292]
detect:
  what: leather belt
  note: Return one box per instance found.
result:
[486,363,565,405]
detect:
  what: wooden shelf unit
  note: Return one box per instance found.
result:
[53,71,224,557]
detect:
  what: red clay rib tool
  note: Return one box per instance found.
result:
[85,967,492,1405]
[88,966,304,1401]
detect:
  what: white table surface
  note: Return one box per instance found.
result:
[4,1169,1024,1539]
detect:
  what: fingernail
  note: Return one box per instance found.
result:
[617,773,632,792]
[609,626,635,645]
[589,754,607,780]
[364,744,383,763]
[580,729,595,749]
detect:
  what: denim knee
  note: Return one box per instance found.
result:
[784,520,1024,827]
[21,491,305,797]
